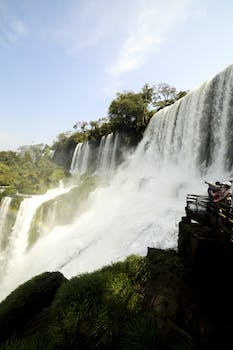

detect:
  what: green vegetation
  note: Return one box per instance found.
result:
[0,250,200,349]
[0,83,187,190]
[49,255,152,350]
[0,336,53,350]
[0,79,190,349]
[27,176,99,249]
[0,272,66,346]
[147,248,186,277]
[53,83,188,150]
[0,145,67,197]
[0,82,187,195]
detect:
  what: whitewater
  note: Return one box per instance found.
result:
[0,64,233,301]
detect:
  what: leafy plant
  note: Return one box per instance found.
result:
[0,335,53,350]
[49,256,152,349]
[120,312,158,350]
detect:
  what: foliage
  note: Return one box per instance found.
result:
[152,83,188,110]
[0,250,197,350]
[52,83,188,151]
[0,164,14,186]
[120,312,158,350]
[10,197,24,210]
[108,92,146,129]
[0,146,67,196]
[27,176,99,249]
[146,248,186,277]
[0,272,66,345]
[49,255,152,349]
[0,335,53,350]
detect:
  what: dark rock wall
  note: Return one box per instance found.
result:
[178,220,233,349]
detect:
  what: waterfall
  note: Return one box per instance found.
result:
[1,63,233,301]
[69,143,83,174]
[96,133,119,174]
[70,142,91,175]
[0,197,12,250]
[0,186,71,294]
[142,64,233,177]
[70,133,119,176]
[80,142,91,174]
[110,132,119,172]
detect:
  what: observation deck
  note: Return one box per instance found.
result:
[184,194,233,242]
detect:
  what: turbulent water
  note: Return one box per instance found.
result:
[70,132,119,175]
[0,64,233,301]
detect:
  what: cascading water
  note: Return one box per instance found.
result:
[70,133,119,176]
[109,132,119,172]
[70,143,83,174]
[0,197,12,250]
[0,186,72,297]
[70,142,91,175]
[0,64,233,301]
[96,133,118,174]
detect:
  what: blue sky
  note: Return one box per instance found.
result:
[0,0,232,151]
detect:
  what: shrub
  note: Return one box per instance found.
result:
[0,272,66,344]
[0,335,53,350]
[49,256,152,349]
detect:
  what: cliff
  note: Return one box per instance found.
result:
[178,219,233,349]
[0,221,233,349]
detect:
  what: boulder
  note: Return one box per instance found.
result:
[0,271,67,343]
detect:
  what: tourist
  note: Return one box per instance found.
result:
[213,181,232,207]
[205,180,222,202]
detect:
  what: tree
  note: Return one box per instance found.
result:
[55,82,188,150]
[141,83,155,125]
[0,163,13,186]
[152,83,188,110]
[141,83,154,105]
[108,91,145,131]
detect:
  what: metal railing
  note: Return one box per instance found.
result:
[186,194,209,213]
[185,194,233,241]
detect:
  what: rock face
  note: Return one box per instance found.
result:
[178,220,233,349]
[0,223,233,349]
[0,271,67,343]
[52,142,75,171]
[144,248,196,349]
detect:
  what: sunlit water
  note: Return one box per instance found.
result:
[0,64,233,301]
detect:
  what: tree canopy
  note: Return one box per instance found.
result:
[0,145,67,197]
[54,82,187,149]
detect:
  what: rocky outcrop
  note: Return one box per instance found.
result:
[0,271,67,343]
[1,223,233,349]
[52,141,76,171]
[178,219,233,349]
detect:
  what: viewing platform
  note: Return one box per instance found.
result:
[178,194,233,266]
[184,194,233,242]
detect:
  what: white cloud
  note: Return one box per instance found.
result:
[106,0,191,77]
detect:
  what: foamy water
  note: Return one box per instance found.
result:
[0,64,233,301]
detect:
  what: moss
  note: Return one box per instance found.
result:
[27,176,99,249]
[0,272,66,344]
[120,312,158,350]
[0,334,53,350]
[27,206,43,250]
[10,197,24,210]
[146,248,186,277]
[0,251,198,350]
[49,255,153,350]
